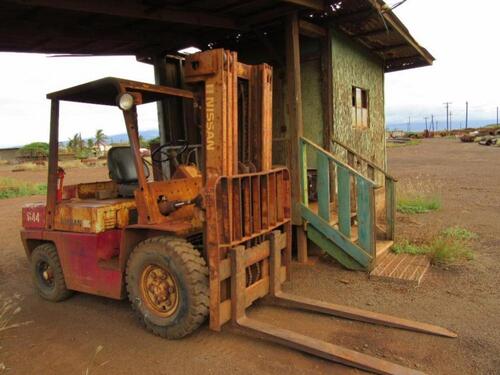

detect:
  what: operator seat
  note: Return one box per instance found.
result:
[107,146,148,198]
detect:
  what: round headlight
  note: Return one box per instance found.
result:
[118,93,135,111]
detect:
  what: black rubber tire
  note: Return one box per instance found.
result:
[126,236,209,339]
[31,243,73,302]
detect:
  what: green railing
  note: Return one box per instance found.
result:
[299,137,396,269]
[331,137,397,239]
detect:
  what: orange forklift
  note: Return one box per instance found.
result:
[21,49,455,374]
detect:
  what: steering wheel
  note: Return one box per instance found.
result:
[151,140,189,164]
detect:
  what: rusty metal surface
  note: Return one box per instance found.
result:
[47,77,194,105]
[53,199,136,233]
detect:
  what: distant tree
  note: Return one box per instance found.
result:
[148,136,160,146]
[95,129,108,148]
[18,142,49,159]
[67,133,84,152]
[139,135,149,148]
[87,138,95,149]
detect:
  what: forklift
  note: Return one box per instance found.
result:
[21,49,455,375]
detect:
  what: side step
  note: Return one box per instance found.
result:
[229,232,457,375]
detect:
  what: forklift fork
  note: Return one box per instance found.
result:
[229,231,456,375]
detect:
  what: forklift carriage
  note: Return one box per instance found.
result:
[20,49,455,375]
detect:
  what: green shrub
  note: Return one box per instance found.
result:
[392,240,429,255]
[0,178,46,199]
[18,142,49,158]
[397,196,441,214]
[393,226,476,265]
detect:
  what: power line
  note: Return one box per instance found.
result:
[443,102,452,132]
[465,101,469,129]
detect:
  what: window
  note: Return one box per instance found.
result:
[352,87,369,129]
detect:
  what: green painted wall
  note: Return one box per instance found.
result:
[330,30,386,182]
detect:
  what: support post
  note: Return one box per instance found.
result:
[45,99,59,230]
[286,12,308,263]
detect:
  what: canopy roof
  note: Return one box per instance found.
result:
[47,77,194,105]
[0,0,434,72]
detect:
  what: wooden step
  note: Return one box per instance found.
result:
[370,252,430,286]
[375,240,393,258]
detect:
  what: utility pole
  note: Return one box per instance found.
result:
[424,117,428,131]
[444,102,452,132]
[407,116,411,133]
[465,101,469,129]
[431,114,435,132]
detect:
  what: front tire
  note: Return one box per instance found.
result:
[31,243,73,302]
[126,236,209,339]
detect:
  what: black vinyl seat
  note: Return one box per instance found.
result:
[107,146,147,198]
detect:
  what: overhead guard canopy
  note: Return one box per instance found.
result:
[46,77,194,105]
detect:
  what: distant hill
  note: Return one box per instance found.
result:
[108,129,159,144]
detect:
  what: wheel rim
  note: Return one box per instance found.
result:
[37,260,54,288]
[140,264,179,318]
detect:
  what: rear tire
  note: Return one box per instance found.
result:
[31,243,73,302]
[126,236,209,339]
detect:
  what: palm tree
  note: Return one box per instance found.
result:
[68,133,83,152]
[94,129,108,155]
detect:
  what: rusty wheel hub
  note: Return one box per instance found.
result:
[140,264,179,318]
[37,261,54,287]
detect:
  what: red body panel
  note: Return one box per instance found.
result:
[22,203,46,229]
[21,229,124,299]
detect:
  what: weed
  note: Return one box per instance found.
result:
[441,226,477,241]
[393,227,476,266]
[0,293,32,333]
[392,240,429,255]
[397,179,442,214]
[0,178,46,199]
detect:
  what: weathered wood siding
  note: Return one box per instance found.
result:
[330,30,386,183]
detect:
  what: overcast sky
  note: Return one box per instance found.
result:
[0,0,498,147]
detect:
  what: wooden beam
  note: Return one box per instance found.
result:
[285,12,303,225]
[285,12,308,262]
[280,0,325,11]
[373,43,408,53]
[366,0,434,65]
[299,20,327,38]
[7,0,238,29]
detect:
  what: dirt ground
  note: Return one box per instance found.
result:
[0,138,499,375]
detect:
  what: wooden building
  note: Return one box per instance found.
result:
[0,0,433,269]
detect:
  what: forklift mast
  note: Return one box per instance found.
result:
[185,49,292,330]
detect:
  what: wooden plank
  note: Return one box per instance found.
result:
[307,226,364,271]
[337,165,351,238]
[356,177,375,256]
[385,177,396,240]
[285,12,304,225]
[302,205,372,268]
[230,246,246,322]
[261,175,269,228]
[317,153,331,222]
[270,230,283,296]
[220,241,271,281]
[281,0,325,10]
[299,20,327,38]
[299,139,309,206]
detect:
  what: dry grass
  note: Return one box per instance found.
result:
[393,226,475,266]
[397,178,442,214]
[0,178,46,199]
[387,139,421,148]
[83,345,109,375]
[11,159,106,172]
[1,293,34,373]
